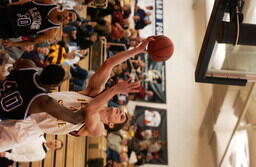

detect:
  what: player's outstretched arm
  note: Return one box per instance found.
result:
[85,80,140,115]
[79,37,154,97]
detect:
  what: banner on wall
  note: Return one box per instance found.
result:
[136,0,166,103]
[137,0,164,37]
[130,106,168,165]
[155,0,164,35]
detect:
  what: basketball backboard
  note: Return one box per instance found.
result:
[195,0,256,85]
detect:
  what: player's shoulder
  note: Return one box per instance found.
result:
[14,58,37,69]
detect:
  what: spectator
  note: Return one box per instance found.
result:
[45,44,67,65]
[21,42,50,67]
[0,136,63,162]
[1,0,78,47]
[133,6,152,30]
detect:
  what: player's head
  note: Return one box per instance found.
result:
[104,107,128,132]
[62,9,78,24]
[39,64,68,87]
[46,139,63,150]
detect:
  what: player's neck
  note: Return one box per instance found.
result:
[99,109,109,124]
[35,75,55,92]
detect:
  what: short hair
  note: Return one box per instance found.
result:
[104,113,128,132]
[39,64,65,85]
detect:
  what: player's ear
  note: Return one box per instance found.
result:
[108,123,114,128]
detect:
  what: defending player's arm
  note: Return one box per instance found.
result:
[79,37,154,97]
[2,29,58,48]
[30,95,84,124]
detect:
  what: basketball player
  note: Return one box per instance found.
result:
[0,60,84,124]
[0,0,77,47]
[0,37,154,151]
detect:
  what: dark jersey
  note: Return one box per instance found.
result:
[0,69,47,120]
[6,1,60,37]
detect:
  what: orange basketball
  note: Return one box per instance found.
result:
[148,35,174,62]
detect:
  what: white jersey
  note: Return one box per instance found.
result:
[30,91,92,135]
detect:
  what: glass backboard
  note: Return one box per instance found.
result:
[195,0,256,85]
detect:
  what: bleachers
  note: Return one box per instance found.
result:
[89,37,107,71]
[87,136,107,166]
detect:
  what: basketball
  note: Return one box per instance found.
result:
[148,35,174,62]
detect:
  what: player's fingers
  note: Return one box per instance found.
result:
[147,36,156,41]
[129,81,140,88]
[128,88,141,93]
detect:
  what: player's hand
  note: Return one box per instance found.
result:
[2,40,15,48]
[114,80,140,95]
[136,36,155,53]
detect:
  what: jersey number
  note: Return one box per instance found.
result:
[0,81,23,112]
[17,13,31,27]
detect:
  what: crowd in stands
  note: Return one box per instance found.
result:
[0,0,164,166]
[104,124,166,166]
